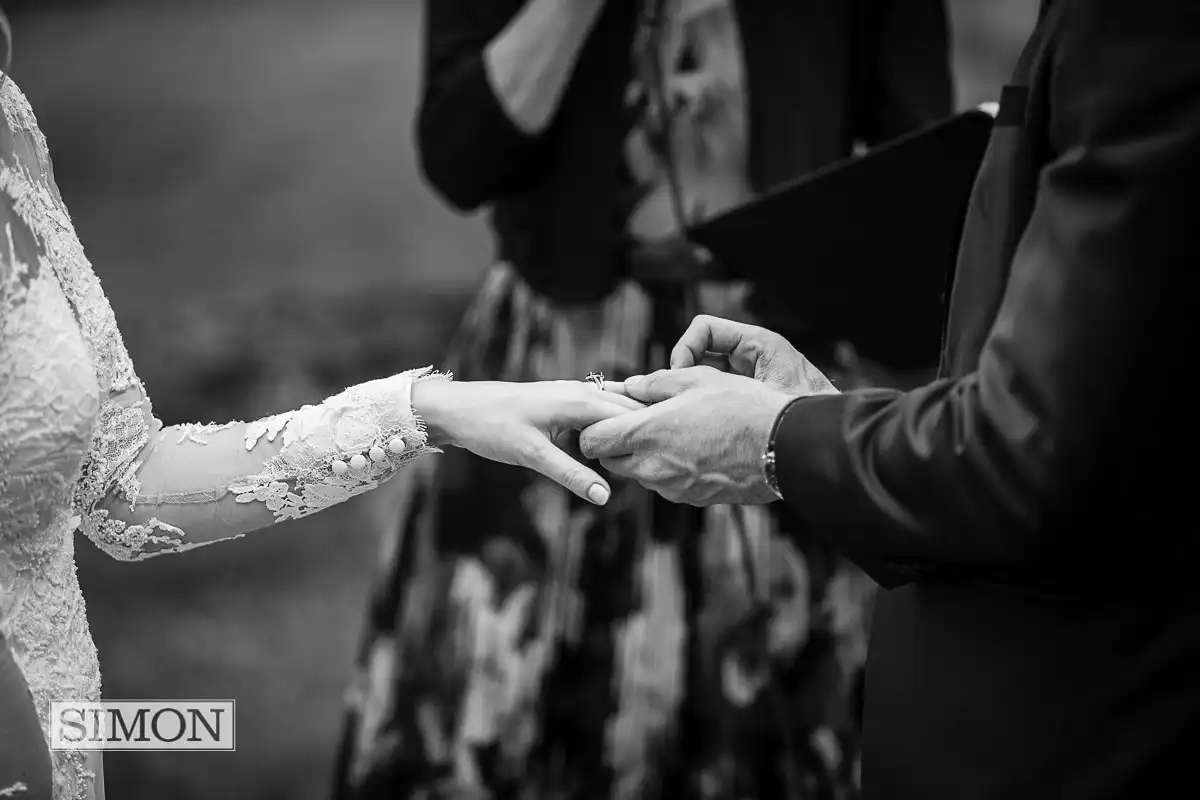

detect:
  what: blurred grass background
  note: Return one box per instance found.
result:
[4,1,1038,797]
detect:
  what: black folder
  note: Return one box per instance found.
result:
[690,109,994,369]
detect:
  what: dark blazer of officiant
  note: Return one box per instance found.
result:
[417,0,951,312]
[771,0,1200,796]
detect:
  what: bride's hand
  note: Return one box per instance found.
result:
[411,379,644,505]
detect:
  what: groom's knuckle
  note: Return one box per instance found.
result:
[593,431,624,458]
[601,457,626,475]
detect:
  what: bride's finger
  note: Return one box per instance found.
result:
[523,436,612,505]
[561,393,645,430]
[547,395,638,434]
[602,380,629,395]
[580,387,644,412]
[549,380,643,411]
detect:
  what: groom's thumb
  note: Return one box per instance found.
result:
[524,439,612,506]
[670,342,698,369]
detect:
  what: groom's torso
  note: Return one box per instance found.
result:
[864,3,1200,797]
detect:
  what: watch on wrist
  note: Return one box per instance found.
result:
[762,396,803,501]
[761,446,783,500]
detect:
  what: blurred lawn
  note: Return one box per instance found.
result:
[6,1,1036,798]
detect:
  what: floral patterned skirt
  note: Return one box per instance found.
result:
[334,263,875,800]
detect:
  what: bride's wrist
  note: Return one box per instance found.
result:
[410,377,458,448]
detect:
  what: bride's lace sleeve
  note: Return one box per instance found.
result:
[74,368,451,561]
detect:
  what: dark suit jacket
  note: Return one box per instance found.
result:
[773,0,1200,796]
[416,0,951,305]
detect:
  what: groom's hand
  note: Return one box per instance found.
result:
[670,314,838,396]
[580,366,790,506]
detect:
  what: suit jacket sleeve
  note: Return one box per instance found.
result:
[415,0,544,212]
[775,2,1200,588]
[855,0,954,145]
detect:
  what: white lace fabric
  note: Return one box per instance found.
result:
[79,371,442,562]
[1,75,446,799]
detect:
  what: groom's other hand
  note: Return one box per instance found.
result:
[670,314,838,396]
[580,367,790,506]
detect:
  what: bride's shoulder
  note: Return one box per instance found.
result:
[1,74,50,177]
[1,78,42,315]
[2,74,36,137]
[2,72,37,122]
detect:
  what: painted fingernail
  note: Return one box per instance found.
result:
[625,375,645,385]
[587,484,611,505]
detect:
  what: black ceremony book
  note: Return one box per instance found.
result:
[690,109,994,369]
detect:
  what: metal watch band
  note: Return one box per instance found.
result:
[762,396,804,501]
[762,447,783,500]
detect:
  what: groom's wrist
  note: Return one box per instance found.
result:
[762,397,804,501]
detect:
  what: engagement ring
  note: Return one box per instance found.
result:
[585,372,605,389]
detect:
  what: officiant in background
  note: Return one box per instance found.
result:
[335,1,952,798]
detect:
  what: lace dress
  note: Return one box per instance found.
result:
[0,75,447,800]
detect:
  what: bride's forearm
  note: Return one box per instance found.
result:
[410,376,458,449]
[83,368,451,560]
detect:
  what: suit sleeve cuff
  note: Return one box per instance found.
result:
[772,392,915,590]
[773,393,847,507]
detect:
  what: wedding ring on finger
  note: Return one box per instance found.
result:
[585,372,606,390]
